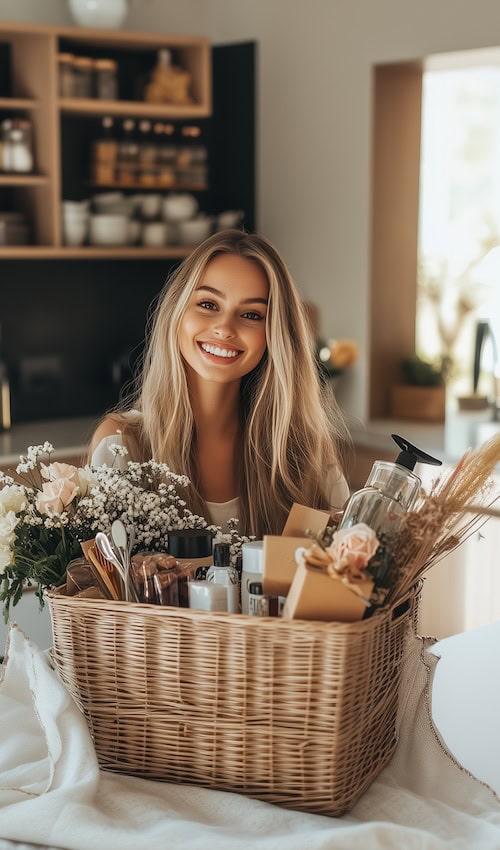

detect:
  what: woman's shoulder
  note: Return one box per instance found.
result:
[89,410,143,462]
[325,464,350,511]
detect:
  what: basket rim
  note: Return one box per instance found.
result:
[45,583,419,634]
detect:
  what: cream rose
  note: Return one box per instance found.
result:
[0,484,27,515]
[41,461,80,486]
[326,523,379,576]
[36,478,80,515]
[0,510,20,547]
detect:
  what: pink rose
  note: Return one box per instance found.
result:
[326,523,379,576]
[36,478,80,515]
[41,462,80,486]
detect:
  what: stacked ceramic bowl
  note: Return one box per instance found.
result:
[62,200,90,246]
[89,192,135,246]
[161,193,213,246]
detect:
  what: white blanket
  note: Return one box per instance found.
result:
[0,624,499,850]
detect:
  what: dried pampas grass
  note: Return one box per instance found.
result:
[387,433,500,603]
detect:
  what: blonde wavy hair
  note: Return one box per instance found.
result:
[107,229,350,536]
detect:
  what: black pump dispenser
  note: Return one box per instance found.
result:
[391,434,442,472]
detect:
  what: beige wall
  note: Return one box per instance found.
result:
[2,0,500,422]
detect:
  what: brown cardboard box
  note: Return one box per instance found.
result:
[282,503,331,537]
[262,535,312,596]
[282,559,373,622]
[262,503,332,596]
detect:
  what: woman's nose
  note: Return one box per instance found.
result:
[212,317,236,339]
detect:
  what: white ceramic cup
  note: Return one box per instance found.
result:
[142,221,167,247]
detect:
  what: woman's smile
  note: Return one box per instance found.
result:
[179,253,269,384]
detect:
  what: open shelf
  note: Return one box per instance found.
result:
[0,174,49,186]
[90,181,208,192]
[0,20,212,253]
[59,98,210,119]
[0,97,38,111]
[0,245,192,259]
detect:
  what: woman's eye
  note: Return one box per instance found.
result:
[242,311,263,321]
[198,300,218,311]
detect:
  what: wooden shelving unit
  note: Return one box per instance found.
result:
[0,19,212,258]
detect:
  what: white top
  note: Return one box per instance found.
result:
[91,434,350,529]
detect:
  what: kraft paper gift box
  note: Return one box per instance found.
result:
[282,558,374,622]
[262,503,331,597]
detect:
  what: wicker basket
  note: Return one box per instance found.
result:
[47,586,419,817]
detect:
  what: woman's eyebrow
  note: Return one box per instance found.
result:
[196,285,268,305]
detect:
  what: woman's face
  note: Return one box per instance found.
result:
[179,253,269,385]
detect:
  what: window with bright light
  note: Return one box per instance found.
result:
[417,60,500,401]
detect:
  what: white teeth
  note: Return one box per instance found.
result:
[201,343,240,358]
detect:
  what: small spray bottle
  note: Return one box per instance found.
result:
[339,434,442,592]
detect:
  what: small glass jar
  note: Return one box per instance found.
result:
[3,120,33,173]
[58,52,75,98]
[94,58,118,100]
[73,56,93,98]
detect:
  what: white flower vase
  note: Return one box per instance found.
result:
[68,0,129,29]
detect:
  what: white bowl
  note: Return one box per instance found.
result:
[92,192,125,211]
[217,210,244,230]
[142,221,168,247]
[162,193,199,223]
[89,214,128,246]
[140,194,163,220]
[127,219,142,245]
[178,216,212,245]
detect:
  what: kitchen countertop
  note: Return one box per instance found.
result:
[0,412,497,467]
[0,416,100,466]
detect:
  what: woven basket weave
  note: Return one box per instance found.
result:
[47,586,419,817]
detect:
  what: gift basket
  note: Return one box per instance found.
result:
[2,435,500,816]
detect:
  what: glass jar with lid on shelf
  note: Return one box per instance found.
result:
[72,56,93,98]
[94,58,119,100]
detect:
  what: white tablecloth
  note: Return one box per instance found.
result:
[0,622,499,850]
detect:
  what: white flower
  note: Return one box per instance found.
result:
[77,466,99,496]
[109,443,128,458]
[0,510,20,547]
[0,484,27,515]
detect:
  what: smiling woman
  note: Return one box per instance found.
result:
[89,229,350,537]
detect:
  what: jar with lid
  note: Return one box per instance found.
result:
[58,53,75,98]
[94,58,118,100]
[206,542,240,613]
[2,120,33,173]
[73,56,93,98]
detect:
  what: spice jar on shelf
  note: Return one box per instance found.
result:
[73,56,93,98]
[94,58,118,100]
[58,52,75,98]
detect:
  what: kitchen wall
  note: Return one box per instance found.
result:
[2,0,500,423]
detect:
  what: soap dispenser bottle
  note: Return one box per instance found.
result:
[339,434,442,589]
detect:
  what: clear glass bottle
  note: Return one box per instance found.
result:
[339,434,442,587]
[206,542,240,613]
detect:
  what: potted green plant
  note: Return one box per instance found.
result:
[390,354,446,422]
